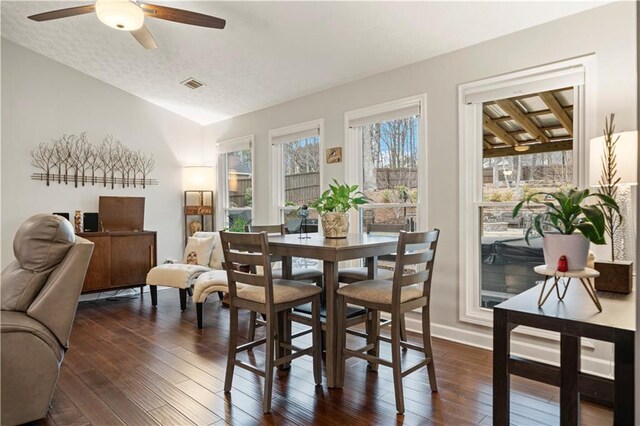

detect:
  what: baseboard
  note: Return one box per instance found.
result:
[402,315,614,379]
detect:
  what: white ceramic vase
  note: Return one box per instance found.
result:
[543,233,590,271]
[321,212,349,238]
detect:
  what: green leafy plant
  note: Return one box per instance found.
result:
[310,179,369,215]
[512,188,619,245]
[227,215,252,232]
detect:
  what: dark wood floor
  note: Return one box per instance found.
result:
[37,289,612,425]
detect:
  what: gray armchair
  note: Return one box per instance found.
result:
[1,214,93,426]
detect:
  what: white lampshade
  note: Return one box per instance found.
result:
[96,0,144,31]
[184,166,214,190]
[589,130,638,186]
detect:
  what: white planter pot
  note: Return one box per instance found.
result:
[321,212,349,238]
[543,233,590,271]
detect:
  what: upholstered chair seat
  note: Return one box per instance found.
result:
[337,279,422,304]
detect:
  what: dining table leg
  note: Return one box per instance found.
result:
[278,256,293,370]
[323,260,339,388]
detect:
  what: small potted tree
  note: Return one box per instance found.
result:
[512,188,619,271]
[310,180,369,238]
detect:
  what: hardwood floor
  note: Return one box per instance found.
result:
[36,289,612,425]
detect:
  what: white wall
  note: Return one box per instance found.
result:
[204,2,637,374]
[1,39,207,268]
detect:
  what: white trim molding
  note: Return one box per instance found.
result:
[344,93,428,232]
[268,119,324,224]
[457,56,595,334]
[216,135,254,230]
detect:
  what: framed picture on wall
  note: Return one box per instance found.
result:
[326,147,342,164]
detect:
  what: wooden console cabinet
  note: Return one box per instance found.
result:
[78,231,157,293]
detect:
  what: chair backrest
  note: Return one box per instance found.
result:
[367,222,410,234]
[246,224,285,236]
[192,231,224,269]
[391,229,440,305]
[219,231,275,306]
[1,214,94,348]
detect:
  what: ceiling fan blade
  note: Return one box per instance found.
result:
[131,25,158,49]
[28,5,96,22]
[138,3,226,29]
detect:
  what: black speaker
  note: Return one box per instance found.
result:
[53,212,69,220]
[83,212,99,232]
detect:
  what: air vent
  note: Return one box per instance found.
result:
[181,78,205,90]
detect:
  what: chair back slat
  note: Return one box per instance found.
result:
[399,269,430,287]
[220,231,274,304]
[391,229,440,303]
[247,224,285,235]
[367,222,410,234]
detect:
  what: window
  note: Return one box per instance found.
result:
[217,135,253,230]
[459,57,593,327]
[270,120,323,229]
[345,95,426,238]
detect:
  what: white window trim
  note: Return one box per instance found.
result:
[269,119,324,224]
[216,135,254,230]
[344,94,428,233]
[458,56,596,336]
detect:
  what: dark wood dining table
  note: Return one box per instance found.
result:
[267,232,399,388]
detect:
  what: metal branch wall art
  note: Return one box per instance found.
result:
[31,133,158,189]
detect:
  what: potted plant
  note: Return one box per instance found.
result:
[310,180,369,238]
[512,188,619,271]
[593,113,633,292]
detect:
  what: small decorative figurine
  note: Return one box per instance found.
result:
[557,255,568,272]
[189,220,202,236]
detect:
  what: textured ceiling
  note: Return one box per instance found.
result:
[1,1,608,125]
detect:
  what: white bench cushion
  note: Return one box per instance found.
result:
[146,264,210,289]
[193,270,231,303]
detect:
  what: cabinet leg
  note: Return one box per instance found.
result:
[179,289,187,311]
[150,285,157,307]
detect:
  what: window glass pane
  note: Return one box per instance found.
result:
[356,115,419,228]
[479,89,574,306]
[221,148,252,229]
[283,137,320,207]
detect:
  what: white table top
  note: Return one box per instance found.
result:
[533,265,599,278]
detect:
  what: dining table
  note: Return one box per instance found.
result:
[267,231,399,388]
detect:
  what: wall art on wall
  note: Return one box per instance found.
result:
[326,147,342,164]
[30,133,158,189]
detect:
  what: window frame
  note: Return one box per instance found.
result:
[216,135,254,230]
[344,94,428,233]
[269,119,324,224]
[458,56,595,331]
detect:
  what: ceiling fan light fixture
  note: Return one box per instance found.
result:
[96,0,144,31]
[514,144,530,152]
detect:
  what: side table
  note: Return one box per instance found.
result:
[533,265,601,311]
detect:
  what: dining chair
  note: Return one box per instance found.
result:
[336,229,440,414]
[338,222,410,341]
[246,223,324,340]
[220,231,322,413]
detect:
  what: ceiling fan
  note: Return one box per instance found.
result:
[27,0,226,50]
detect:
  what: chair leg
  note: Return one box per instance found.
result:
[422,306,438,392]
[367,309,380,371]
[400,314,408,349]
[217,291,224,300]
[196,302,204,329]
[186,287,193,297]
[179,289,187,311]
[150,285,157,307]
[263,312,275,413]
[224,306,239,393]
[248,311,257,341]
[311,296,322,386]
[391,313,405,414]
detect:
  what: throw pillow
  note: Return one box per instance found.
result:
[182,236,215,267]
